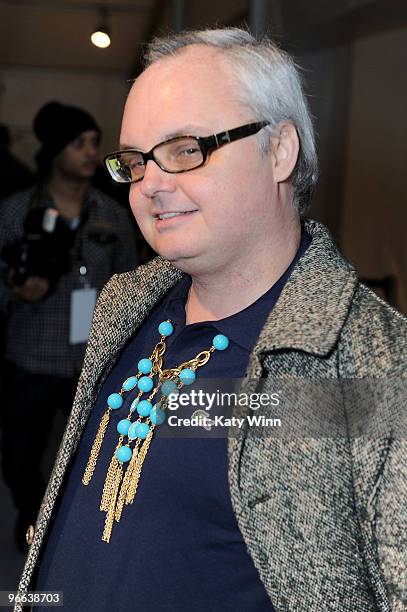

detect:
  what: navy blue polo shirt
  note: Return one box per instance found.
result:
[34,230,311,612]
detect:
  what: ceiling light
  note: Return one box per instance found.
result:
[91,30,111,48]
[91,7,111,49]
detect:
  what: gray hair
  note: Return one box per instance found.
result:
[143,28,318,214]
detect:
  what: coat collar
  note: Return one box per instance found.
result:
[240,218,359,385]
[254,218,358,357]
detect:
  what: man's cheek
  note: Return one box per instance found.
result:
[129,194,143,223]
[135,210,155,242]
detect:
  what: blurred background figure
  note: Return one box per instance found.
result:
[0,124,34,200]
[0,123,36,382]
[0,101,138,551]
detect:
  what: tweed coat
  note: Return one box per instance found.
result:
[15,219,406,612]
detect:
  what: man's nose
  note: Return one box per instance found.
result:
[139,159,176,198]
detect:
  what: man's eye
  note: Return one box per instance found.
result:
[176,147,200,157]
[128,158,145,169]
[185,147,199,156]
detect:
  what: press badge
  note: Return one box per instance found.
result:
[69,288,97,344]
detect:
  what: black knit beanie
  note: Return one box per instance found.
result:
[34,101,100,175]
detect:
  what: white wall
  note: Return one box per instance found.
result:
[297,43,351,240]
[292,26,407,313]
[341,26,407,312]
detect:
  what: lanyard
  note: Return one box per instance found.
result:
[78,263,90,288]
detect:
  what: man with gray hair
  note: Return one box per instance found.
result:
[16,28,405,612]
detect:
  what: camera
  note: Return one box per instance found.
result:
[1,207,77,289]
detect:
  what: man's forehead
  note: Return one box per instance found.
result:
[121,49,244,148]
[128,46,235,104]
[139,44,226,79]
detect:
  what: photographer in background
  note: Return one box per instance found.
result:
[0,101,138,551]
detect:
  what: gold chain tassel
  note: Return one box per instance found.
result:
[126,427,155,505]
[82,410,111,486]
[83,322,220,543]
[102,462,123,543]
[100,437,124,511]
[114,443,140,522]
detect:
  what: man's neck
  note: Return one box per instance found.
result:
[47,174,89,220]
[185,219,301,324]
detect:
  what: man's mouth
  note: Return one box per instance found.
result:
[155,211,198,220]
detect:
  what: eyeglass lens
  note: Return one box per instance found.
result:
[107,137,204,183]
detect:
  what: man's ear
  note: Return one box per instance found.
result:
[269,122,300,183]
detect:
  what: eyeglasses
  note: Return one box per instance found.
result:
[104,121,269,184]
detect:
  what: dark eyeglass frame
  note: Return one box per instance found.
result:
[104,121,269,183]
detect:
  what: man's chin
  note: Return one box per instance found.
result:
[159,250,192,264]
[146,236,206,272]
[81,170,97,179]
[66,170,95,181]
[162,253,216,278]
[155,247,197,269]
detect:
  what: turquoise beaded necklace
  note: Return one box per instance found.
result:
[82,319,229,542]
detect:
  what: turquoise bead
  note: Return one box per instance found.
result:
[134,422,150,439]
[158,320,174,337]
[117,419,131,436]
[122,376,138,392]
[107,393,123,409]
[138,376,153,392]
[116,445,132,463]
[213,334,229,351]
[179,368,196,385]
[161,380,177,396]
[150,405,166,426]
[128,421,138,440]
[137,400,152,417]
[138,358,153,374]
[130,398,139,413]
